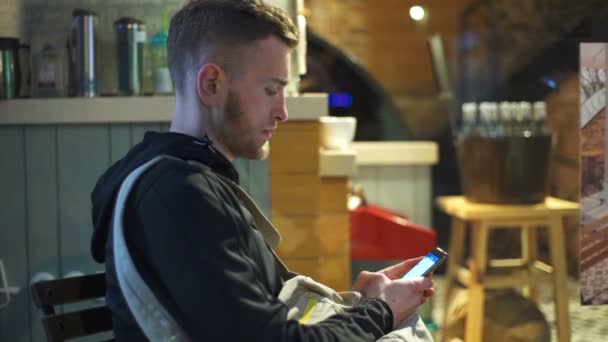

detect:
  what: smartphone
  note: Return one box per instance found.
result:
[401,247,448,279]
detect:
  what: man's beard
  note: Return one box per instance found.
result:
[219,91,270,160]
[257,141,270,160]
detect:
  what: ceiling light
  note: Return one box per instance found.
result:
[409,6,425,21]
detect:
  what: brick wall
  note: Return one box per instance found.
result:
[306,0,473,139]
[492,0,608,82]
[306,0,472,95]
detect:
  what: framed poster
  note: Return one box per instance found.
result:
[580,42,608,305]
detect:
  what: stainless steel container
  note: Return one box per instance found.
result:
[114,17,146,96]
[0,38,19,99]
[69,9,99,97]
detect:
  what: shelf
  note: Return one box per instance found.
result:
[319,148,357,177]
[352,141,439,166]
[0,93,328,125]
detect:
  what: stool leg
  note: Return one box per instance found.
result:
[443,218,466,320]
[465,221,488,342]
[548,216,570,342]
[521,225,539,303]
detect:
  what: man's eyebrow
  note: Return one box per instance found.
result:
[267,77,288,86]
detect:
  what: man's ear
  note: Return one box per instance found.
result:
[196,63,224,106]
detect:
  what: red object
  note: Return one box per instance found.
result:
[350,205,437,260]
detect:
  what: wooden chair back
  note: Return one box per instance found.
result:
[30,272,113,342]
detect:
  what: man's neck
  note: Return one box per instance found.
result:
[170,101,235,161]
[201,133,235,161]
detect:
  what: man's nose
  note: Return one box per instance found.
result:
[274,95,288,122]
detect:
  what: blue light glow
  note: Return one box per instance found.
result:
[328,92,353,108]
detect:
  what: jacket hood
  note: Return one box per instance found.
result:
[90,131,239,263]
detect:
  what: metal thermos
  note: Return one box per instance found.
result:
[114,17,146,96]
[69,9,99,97]
[0,38,20,99]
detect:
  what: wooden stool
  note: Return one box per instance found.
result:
[437,196,579,342]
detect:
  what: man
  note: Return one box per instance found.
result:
[90,0,434,340]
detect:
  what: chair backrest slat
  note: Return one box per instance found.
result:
[42,306,113,341]
[31,273,106,307]
[30,272,113,342]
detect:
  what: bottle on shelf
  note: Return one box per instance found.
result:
[32,42,68,98]
[461,102,479,136]
[479,101,500,137]
[499,101,515,137]
[532,101,550,135]
[513,101,532,137]
[149,10,173,95]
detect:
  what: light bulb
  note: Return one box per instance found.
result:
[409,6,425,21]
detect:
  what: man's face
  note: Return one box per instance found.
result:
[211,36,290,160]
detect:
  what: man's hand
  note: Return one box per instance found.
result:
[378,257,424,279]
[352,257,435,329]
[376,257,436,298]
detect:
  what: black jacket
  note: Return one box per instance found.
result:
[91,131,394,341]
